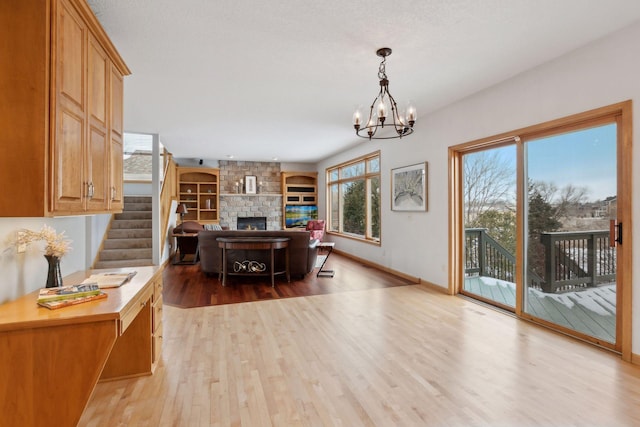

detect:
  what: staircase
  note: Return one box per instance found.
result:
[94,196,154,269]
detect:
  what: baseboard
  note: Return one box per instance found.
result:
[417,279,450,294]
[332,249,420,284]
[630,352,640,365]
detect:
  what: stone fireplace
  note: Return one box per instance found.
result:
[218,160,284,230]
[219,194,283,230]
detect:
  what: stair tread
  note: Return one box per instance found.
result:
[96,195,154,269]
[94,259,154,269]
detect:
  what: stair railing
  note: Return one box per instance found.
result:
[159,152,177,255]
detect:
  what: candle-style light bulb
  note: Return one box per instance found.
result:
[353,110,362,130]
[406,103,416,126]
[377,99,387,119]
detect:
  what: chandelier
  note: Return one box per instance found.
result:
[353,47,416,140]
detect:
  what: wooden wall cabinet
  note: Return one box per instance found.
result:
[177,167,220,224]
[0,0,130,217]
[281,171,318,228]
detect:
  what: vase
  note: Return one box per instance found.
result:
[45,255,63,288]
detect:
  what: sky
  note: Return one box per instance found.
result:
[526,123,616,201]
[467,123,617,203]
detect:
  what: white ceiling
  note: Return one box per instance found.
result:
[87,0,640,163]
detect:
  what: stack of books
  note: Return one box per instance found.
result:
[37,283,107,310]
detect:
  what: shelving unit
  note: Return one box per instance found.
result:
[281,171,318,229]
[177,167,220,223]
[281,171,318,205]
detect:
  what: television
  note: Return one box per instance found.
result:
[285,205,318,228]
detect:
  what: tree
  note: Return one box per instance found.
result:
[342,178,380,238]
[527,185,562,237]
[464,150,515,226]
[474,210,517,254]
[528,181,588,222]
[527,182,562,278]
[343,180,365,235]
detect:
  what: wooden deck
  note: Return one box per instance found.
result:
[465,276,616,343]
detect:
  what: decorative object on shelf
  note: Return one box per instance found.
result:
[176,203,188,232]
[235,181,240,193]
[353,47,416,140]
[258,181,263,194]
[44,255,63,288]
[205,199,211,209]
[245,175,257,194]
[391,162,428,211]
[12,225,72,288]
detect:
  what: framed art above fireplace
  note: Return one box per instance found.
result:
[245,175,257,194]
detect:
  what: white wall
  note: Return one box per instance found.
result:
[124,182,153,196]
[317,21,640,350]
[0,216,89,303]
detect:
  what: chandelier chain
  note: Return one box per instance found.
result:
[378,57,387,81]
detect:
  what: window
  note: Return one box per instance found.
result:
[124,132,165,182]
[327,151,381,243]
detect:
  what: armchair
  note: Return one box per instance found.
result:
[306,219,325,241]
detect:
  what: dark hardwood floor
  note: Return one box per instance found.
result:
[163,252,414,308]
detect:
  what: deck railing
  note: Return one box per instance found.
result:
[465,228,516,283]
[539,230,615,293]
[465,228,616,293]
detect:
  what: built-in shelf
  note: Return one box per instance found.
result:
[220,193,282,197]
[177,167,220,223]
[281,171,318,229]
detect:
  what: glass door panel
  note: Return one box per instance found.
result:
[524,123,617,343]
[462,145,517,309]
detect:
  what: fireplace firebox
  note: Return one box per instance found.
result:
[237,216,267,230]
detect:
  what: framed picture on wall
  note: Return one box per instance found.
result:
[245,175,257,194]
[391,162,428,211]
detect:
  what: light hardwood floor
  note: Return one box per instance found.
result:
[80,273,640,425]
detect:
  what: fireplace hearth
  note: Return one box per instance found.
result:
[237,216,267,230]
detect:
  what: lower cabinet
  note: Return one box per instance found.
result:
[152,273,164,367]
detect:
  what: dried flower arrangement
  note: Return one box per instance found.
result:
[14,225,72,258]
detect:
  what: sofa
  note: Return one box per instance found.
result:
[198,229,319,278]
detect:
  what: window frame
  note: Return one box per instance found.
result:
[326,151,381,244]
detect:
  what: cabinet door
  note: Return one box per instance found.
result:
[86,34,110,211]
[110,134,124,210]
[111,65,124,139]
[52,0,86,213]
[109,66,124,210]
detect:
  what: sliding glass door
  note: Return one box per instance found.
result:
[523,123,618,344]
[451,102,631,354]
[461,145,517,310]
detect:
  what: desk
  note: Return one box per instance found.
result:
[316,241,335,277]
[0,266,163,427]
[218,237,290,287]
[172,232,200,264]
